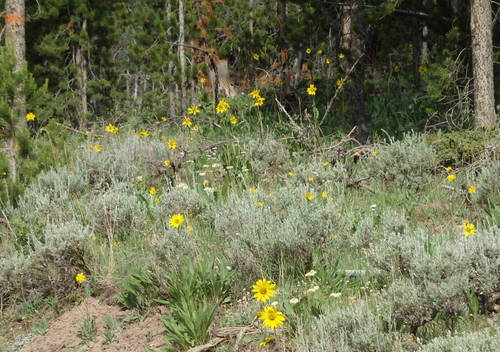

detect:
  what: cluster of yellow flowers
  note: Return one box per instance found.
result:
[462,220,476,236]
[216,99,230,114]
[251,279,285,347]
[249,90,265,106]
[105,124,119,133]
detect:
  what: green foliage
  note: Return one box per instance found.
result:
[102,315,120,344]
[472,160,500,208]
[159,257,232,351]
[426,129,499,167]
[116,270,159,312]
[76,316,97,344]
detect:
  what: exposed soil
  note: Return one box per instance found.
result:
[20,297,165,352]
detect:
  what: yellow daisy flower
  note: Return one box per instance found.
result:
[139,129,149,137]
[167,139,177,149]
[169,213,185,228]
[307,84,317,95]
[25,112,36,121]
[187,105,200,115]
[216,99,230,114]
[252,279,277,303]
[257,306,285,330]
[75,272,86,284]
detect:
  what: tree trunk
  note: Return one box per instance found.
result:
[178,0,187,111]
[75,19,88,130]
[340,0,368,143]
[470,0,497,128]
[4,0,26,181]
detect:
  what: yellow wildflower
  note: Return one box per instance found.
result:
[182,116,193,127]
[254,96,265,106]
[320,192,327,199]
[325,58,332,64]
[257,201,265,207]
[229,115,238,125]
[75,272,86,284]
[322,161,330,166]
[307,177,315,182]
[447,174,456,182]
[445,166,453,172]
[164,160,171,166]
[92,144,102,152]
[161,116,167,121]
[287,171,295,176]
[305,48,312,54]
[418,65,427,74]
[252,279,277,303]
[139,129,149,137]
[304,193,315,200]
[25,112,36,121]
[371,151,379,156]
[169,213,185,228]
[393,65,401,72]
[167,139,177,149]
[249,90,261,99]
[199,77,206,83]
[149,187,157,195]
[105,124,119,133]
[257,306,285,330]
[216,99,230,114]
[468,186,476,193]
[187,105,200,115]
[338,53,345,59]
[153,197,160,204]
[317,49,323,55]
[252,53,260,61]
[336,78,345,87]
[307,84,317,95]
[462,220,476,236]
[259,336,275,347]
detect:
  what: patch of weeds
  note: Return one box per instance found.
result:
[158,257,232,351]
[75,315,97,345]
[31,317,48,336]
[102,314,120,344]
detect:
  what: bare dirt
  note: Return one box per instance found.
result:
[20,297,165,352]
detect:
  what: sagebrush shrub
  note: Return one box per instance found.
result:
[361,133,438,188]
[0,221,90,305]
[370,226,500,328]
[211,185,354,276]
[420,330,500,352]
[472,160,500,207]
[298,302,398,352]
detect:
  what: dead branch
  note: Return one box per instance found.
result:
[320,54,364,126]
[186,337,226,352]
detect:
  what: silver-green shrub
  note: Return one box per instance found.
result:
[244,138,289,173]
[420,330,500,352]
[371,226,500,327]
[82,182,148,235]
[211,185,354,275]
[77,133,174,186]
[160,186,205,216]
[298,302,398,352]
[0,220,91,305]
[361,133,438,188]
[472,160,500,206]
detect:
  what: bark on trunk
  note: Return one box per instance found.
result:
[340,0,368,143]
[75,19,88,130]
[470,0,497,128]
[178,0,187,111]
[4,0,26,181]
